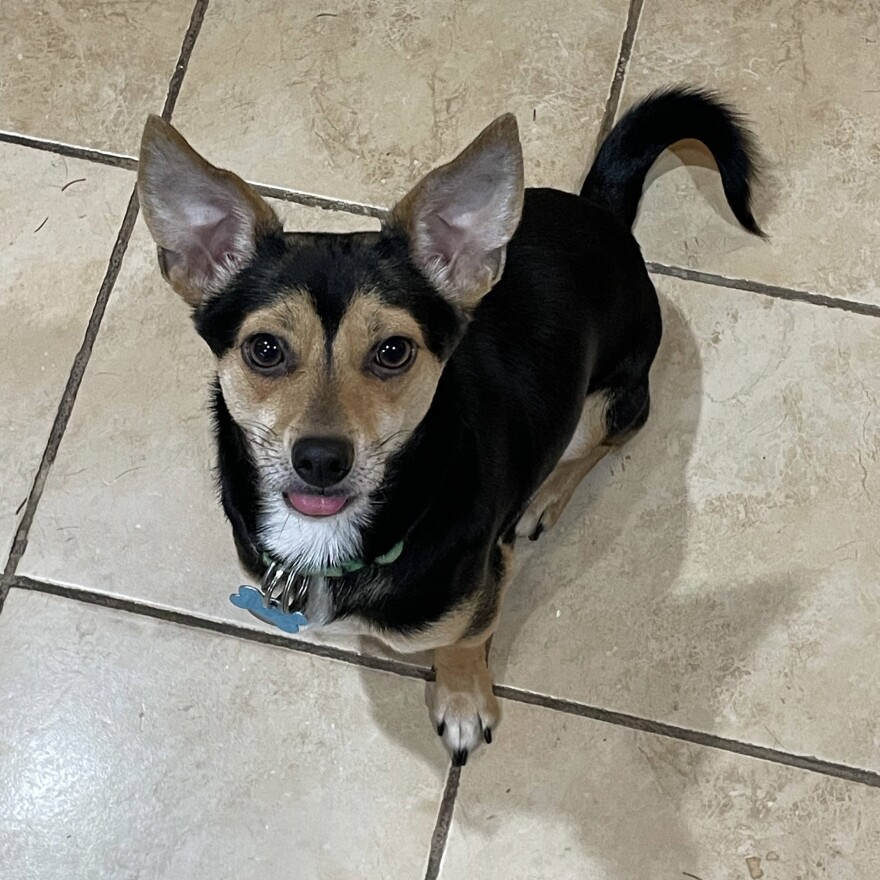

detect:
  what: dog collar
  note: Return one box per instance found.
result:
[228,540,405,634]
[275,540,405,577]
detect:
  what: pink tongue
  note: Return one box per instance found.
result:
[287,493,348,517]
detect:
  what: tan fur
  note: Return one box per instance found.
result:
[428,641,500,750]
[423,544,515,753]
[377,540,514,654]
[217,290,444,492]
[376,597,479,654]
[332,293,443,448]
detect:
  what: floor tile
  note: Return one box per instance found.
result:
[491,276,880,771]
[1,0,195,153]
[171,0,629,205]
[0,588,445,880]
[0,146,132,562]
[19,204,408,656]
[623,0,880,306]
[442,699,880,880]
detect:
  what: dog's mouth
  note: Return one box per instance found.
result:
[284,491,352,518]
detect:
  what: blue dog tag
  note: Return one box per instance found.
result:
[229,585,309,633]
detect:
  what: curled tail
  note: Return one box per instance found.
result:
[581,86,765,236]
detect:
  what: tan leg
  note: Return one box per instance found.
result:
[516,390,613,539]
[424,543,514,764]
[516,444,613,539]
[426,640,500,765]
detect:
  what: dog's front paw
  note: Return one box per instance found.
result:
[426,654,500,766]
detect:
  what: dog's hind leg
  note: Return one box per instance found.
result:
[515,380,650,540]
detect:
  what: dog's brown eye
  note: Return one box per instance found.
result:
[243,333,286,371]
[374,337,415,372]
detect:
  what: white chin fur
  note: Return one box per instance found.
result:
[257,494,367,570]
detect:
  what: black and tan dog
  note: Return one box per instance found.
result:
[137,87,762,765]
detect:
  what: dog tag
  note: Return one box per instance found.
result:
[229,585,308,633]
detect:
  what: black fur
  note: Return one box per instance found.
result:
[203,86,763,636]
[196,232,464,359]
[582,86,763,235]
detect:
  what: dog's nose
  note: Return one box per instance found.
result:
[291,436,354,489]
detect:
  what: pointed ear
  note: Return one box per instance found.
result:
[389,114,524,306]
[136,115,281,306]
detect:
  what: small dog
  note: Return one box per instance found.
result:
[137,87,762,765]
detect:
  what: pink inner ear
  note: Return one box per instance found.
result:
[422,213,464,265]
[178,212,245,281]
[205,213,244,270]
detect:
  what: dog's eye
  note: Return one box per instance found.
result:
[373,337,415,373]
[243,333,286,372]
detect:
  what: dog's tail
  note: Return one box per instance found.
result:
[581,86,764,236]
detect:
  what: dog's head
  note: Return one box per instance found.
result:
[137,115,523,570]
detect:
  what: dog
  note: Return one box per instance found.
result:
[137,87,762,765]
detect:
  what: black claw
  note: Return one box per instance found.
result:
[483,727,493,744]
[528,521,545,542]
[452,749,469,767]
[437,721,446,737]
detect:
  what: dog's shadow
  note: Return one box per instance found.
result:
[352,293,814,870]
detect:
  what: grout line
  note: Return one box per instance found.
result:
[0,188,140,598]
[0,131,137,170]
[594,0,644,152]
[0,132,387,219]
[250,182,387,219]
[494,685,880,790]
[160,0,209,119]
[647,262,880,321]
[12,575,880,791]
[0,0,210,603]
[423,766,461,880]
[4,130,877,322]
[10,576,432,682]
[6,123,880,323]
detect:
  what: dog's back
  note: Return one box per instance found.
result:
[443,87,764,543]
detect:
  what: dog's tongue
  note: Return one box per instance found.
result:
[287,493,348,517]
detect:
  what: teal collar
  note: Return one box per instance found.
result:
[259,538,405,579]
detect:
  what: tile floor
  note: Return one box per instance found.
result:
[1,1,879,878]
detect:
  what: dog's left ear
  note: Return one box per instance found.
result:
[390,114,524,307]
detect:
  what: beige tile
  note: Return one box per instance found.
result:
[0,588,445,879]
[171,0,629,205]
[442,699,880,880]
[491,276,880,770]
[623,0,880,306]
[0,145,132,561]
[17,205,421,662]
[0,1,194,153]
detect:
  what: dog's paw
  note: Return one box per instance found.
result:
[515,489,570,541]
[514,502,550,541]
[426,666,500,765]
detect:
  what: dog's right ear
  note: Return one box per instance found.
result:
[137,116,280,307]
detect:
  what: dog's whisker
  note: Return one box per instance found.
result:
[274,511,291,543]
[377,430,407,449]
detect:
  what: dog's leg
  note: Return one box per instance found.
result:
[516,382,649,540]
[425,543,515,764]
[427,639,499,766]
[515,443,613,540]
